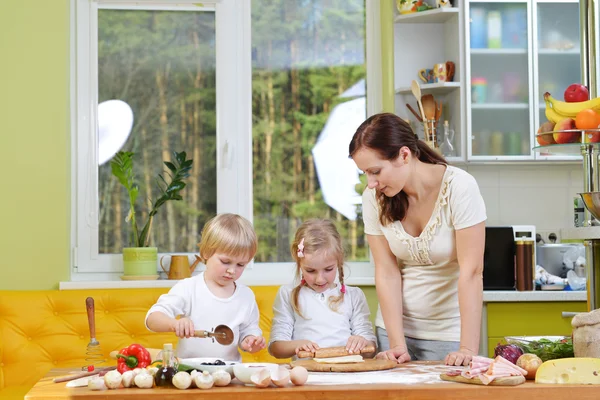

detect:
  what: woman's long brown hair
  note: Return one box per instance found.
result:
[348,113,447,226]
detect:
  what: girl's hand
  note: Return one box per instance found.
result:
[294,340,320,356]
[345,335,368,355]
[444,347,476,366]
[172,317,195,338]
[241,335,266,353]
[376,345,411,364]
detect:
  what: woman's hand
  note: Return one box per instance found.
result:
[172,317,195,338]
[241,335,266,353]
[376,345,411,364]
[345,335,368,354]
[294,340,320,356]
[444,347,476,366]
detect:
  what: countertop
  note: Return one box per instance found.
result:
[60,280,587,302]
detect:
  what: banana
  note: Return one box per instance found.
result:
[544,105,564,124]
[544,92,600,117]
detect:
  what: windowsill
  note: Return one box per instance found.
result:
[61,262,376,289]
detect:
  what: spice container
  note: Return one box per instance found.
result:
[515,239,534,291]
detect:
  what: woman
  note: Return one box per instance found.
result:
[349,113,486,367]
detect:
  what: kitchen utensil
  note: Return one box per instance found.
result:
[406,103,423,122]
[421,94,436,121]
[53,366,116,383]
[160,254,202,280]
[84,297,105,368]
[439,372,525,386]
[194,324,234,345]
[411,80,429,137]
[435,101,442,122]
[297,344,376,359]
[291,358,397,373]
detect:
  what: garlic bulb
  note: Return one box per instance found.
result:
[271,366,290,387]
[121,370,135,388]
[250,368,271,388]
[194,371,214,389]
[103,370,122,389]
[134,373,154,389]
[172,371,192,390]
[211,369,231,387]
[88,377,106,390]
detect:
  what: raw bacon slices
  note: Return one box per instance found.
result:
[460,356,526,385]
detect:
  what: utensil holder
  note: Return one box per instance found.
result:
[423,119,438,149]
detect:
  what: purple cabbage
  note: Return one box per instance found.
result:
[494,343,524,364]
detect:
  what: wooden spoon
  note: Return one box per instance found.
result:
[410,80,429,137]
[421,94,436,121]
[406,103,423,122]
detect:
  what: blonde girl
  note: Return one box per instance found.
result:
[146,213,266,361]
[268,219,376,359]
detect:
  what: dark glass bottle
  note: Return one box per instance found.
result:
[155,343,176,387]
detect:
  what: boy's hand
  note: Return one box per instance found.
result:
[241,335,266,353]
[294,340,320,356]
[345,335,368,354]
[172,317,195,338]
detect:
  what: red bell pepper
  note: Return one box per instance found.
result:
[116,344,152,373]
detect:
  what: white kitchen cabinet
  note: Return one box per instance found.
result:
[465,0,581,161]
[393,3,466,162]
[390,0,581,162]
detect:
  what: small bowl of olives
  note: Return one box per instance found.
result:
[180,357,239,377]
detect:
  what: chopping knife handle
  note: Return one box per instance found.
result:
[297,344,377,359]
[85,297,96,339]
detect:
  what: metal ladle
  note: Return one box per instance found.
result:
[194,324,234,345]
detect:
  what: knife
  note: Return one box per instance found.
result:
[297,344,376,359]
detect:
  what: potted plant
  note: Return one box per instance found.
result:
[110,150,193,278]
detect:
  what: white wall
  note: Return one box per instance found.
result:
[460,164,583,233]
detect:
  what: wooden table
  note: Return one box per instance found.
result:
[25,363,600,400]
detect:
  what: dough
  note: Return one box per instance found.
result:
[313,355,364,364]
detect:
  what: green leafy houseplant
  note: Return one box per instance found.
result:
[110,150,193,248]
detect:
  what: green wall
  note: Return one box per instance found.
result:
[0,0,71,289]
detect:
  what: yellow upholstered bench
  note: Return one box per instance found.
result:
[0,286,282,400]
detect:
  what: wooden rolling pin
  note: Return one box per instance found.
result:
[297,344,376,359]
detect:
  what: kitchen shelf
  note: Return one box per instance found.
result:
[395,82,460,95]
[470,48,527,55]
[538,48,580,55]
[471,103,528,110]
[561,227,600,241]
[394,7,459,24]
[533,142,600,155]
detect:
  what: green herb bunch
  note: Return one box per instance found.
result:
[507,337,574,361]
[110,151,193,248]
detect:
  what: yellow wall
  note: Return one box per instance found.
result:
[0,0,71,289]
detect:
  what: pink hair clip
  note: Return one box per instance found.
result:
[297,238,305,258]
[341,284,346,294]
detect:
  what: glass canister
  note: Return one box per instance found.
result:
[515,239,534,291]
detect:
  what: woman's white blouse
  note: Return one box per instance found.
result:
[362,165,487,341]
[269,284,376,352]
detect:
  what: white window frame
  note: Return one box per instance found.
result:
[70,0,379,285]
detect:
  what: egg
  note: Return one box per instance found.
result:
[250,368,272,388]
[271,366,290,387]
[290,366,308,386]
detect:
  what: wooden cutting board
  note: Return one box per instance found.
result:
[440,373,525,386]
[291,358,397,372]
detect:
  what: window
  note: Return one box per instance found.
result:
[72,0,375,283]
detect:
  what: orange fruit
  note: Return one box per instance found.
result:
[575,109,600,130]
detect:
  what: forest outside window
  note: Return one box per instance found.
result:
[72,0,370,280]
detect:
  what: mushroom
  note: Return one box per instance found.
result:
[103,370,122,389]
[212,369,232,387]
[121,370,135,388]
[134,373,154,389]
[88,377,106,390]
[194,371,214,389]
[172,371,192,390]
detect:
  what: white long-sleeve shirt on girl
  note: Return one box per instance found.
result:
[269,283,376,355]
[145,272,262,361]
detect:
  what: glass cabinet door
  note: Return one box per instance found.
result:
[534,0,581,158]
[467,0,533,159]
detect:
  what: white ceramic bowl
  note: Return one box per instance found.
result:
[180,358,239,377]
[232,363,279,385]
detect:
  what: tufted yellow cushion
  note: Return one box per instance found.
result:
[0,286,284,399]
